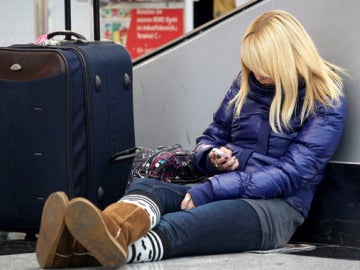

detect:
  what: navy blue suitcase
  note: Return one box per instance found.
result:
[0,0,134,233]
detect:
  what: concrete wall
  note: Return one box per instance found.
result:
[133,0,360,164]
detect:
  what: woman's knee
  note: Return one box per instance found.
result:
[126,178,156,195]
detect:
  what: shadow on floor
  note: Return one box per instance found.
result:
[0,240,36,256]
[292,243,360,261]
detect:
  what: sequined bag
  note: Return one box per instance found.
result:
[112,144,204,187]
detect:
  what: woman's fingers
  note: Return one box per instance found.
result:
[181,193,195,210]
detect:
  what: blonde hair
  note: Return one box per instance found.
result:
[230,10,345,134]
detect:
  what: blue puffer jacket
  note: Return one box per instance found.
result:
[189,72,347,217]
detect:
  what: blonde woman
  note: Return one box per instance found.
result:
[36,10,347,268]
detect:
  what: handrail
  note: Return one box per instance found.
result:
[132,0,264,66]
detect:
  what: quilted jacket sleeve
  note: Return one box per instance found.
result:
[193,73,243,176]
[189,97,347,206]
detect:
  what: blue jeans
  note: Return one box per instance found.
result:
[127,179,261,258]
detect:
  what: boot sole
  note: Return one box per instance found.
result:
[36,191,70,268]
[65,198,127,268]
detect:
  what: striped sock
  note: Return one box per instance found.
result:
[126,230,163,263]
[118,193,161,228]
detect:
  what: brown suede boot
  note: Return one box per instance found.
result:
[69,241,101,267]
[36,192,100,269]
[36,192,73,268]
[65,198,151,268]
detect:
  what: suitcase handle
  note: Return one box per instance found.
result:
[47,30,87,41]
[64,0,100,41]
[112,147,139,162]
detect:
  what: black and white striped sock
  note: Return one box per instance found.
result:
[126,230,163,263]
[118,193,161,228]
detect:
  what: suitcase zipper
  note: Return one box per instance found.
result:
[39,44,92,200]
[42,45,92,200]
[64,46,92,200]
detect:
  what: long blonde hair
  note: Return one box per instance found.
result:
[230,10,345,134]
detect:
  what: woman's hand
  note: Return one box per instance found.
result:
[181,193,195,210]
[209,147,239,171]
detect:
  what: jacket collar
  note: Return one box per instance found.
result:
[248,72,275,106]
[247,72,306,107]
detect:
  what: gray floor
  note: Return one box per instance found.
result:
[1,251,360,270]
[1,232,360,269]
